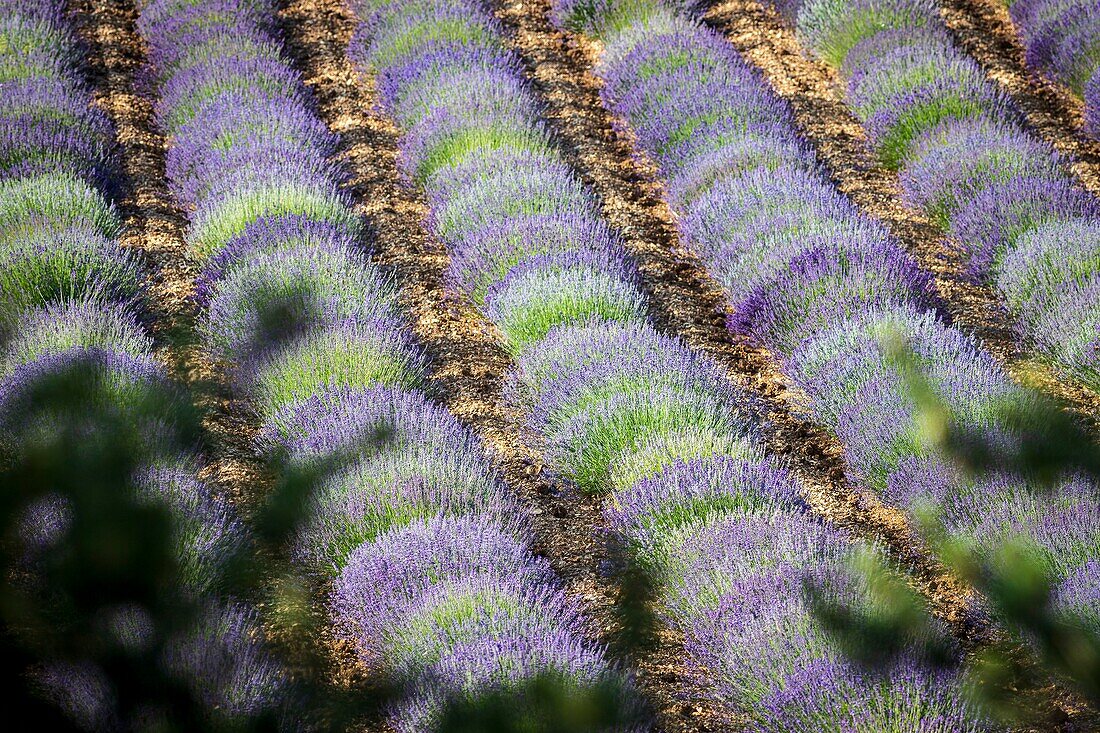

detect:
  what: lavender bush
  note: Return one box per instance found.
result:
[1005,0,1100,137]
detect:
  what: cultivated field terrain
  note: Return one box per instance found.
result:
[4,0,1100,730]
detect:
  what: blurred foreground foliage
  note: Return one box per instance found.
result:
[0,355,388,731]
[809,336,1100,728]
[0,348,648,731]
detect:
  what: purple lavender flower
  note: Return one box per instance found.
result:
[667,514,851,610]
[17,492,73,566]
[507,319,753,490]
[381,572,588,685]
[828,361,1026,497]
[607,426,762,492]
[397,624,635,733]
[0,171,120,243]
[834,376,935,493]
[1053,559,1100,634]
[296,469,520,574]
[0,76,115,182]
[131,465,252,597]
[606,456,805,570]
[196,213,363,300]
[890,455,1100,592]
[156,55,306,133]
[484,254,648,352]
[1,297,152,376]
[331,515,555,665]
[677,163,870,275]
[598,21,795,176]
[168,117,340,209]
[1086,68,1100,137]
[1010,0,1100,95]
[369,44,521,116]
[900,117,1063,227]
[840,27,956,85]
[34,601,296,730]
[682,561,975,729]
[547,2,1050,726]
[260,385,485,461]
[786,307,1019,430]
[400,105,555,185]
[33,661,119,731]
[391,63,534,130]
[0,347,187,461]
[763,0,1100,392]
[165,29,284,78]
[510,320,744,432]
[996,218,1100,328]
[939,473,1100,577]
[184,158,358,261]
[841,26,1010,157]
[1028,274,1100,388]
[754,651,983,732]
[357,1,984,726]
[949,175,1099,280]
[139,0,359,269]
[0,6,79,76]
[551,0,685,34]
[445,213,631,304]
[0,0,69,27]
[683,564,844,697]
[202,241,399,360]
[138,0,276,68]
[426,151,596,241]
[792,0,944,65]
[663,133,814,210]
[242,319,426,419]
[351,0,504,73]
[167,86,332,157]
[258,386,518,572]
[731,241,938,357]
[0,347,169,422]
[547,382,749,494]
[163,601,296,725]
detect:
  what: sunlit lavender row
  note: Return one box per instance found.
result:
[134,0,635,728]
[349,0,976,728]
[554,0,1100,691]
[759,0,1100,392]
[0,0,293,726]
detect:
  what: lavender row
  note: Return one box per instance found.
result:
[766,0,1099,392]
[0,0,292,726]
[133,0,635,727]
[1003,0,1100,136]
[554,0,1100,701]
[349,0,975,728]
[764,0,1100,601]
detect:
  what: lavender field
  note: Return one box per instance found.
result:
[2,0,1100,730]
